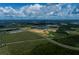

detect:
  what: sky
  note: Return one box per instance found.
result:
[0,3,79,20]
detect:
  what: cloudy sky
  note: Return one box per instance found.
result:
[0,3,79,20]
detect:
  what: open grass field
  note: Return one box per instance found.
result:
[0,29,49,55]
[4,30,45,43]
[0,28,79,55]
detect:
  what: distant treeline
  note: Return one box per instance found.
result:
[0,20,79,28]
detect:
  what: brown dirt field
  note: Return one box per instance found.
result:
[27,29,49,37]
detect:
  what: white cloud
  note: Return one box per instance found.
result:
[0,3,78,19]
[28,4,42,10]
[20,4,44,18]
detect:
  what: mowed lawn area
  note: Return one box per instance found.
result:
[0,30,48,55]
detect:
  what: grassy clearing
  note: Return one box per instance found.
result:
[3,31,44,43]
[0,46,10,55]
[0,29,47,54]
[0,39,48,55]
[7,40,48,55]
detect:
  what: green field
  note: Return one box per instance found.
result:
[4,31,45,43]
[0,28,79,55]
[0,30,49,55]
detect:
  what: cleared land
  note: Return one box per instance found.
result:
[0,27,79,55]
[0,28,48,55]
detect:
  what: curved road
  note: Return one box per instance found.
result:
[46,38,79,51]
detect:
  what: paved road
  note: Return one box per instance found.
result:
[1,36,79,51]
[46,38,79,51]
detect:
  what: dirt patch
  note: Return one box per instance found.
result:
[27,29,49,37]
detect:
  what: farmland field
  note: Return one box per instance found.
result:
[0,29,48,55]
[0,25,79,55]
